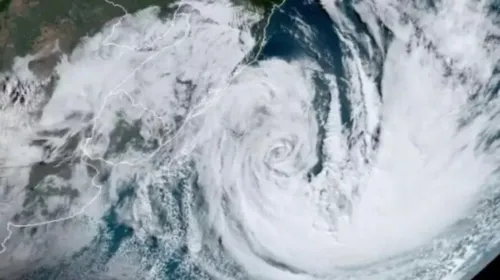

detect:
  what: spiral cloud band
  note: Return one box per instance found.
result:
[0,0,499,279]
[192,59,327,277]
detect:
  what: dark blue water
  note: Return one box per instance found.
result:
[261,0,385,177]
[261,0,341,180]
[20,1,386,279]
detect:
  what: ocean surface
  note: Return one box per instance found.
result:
[0,0,500,279]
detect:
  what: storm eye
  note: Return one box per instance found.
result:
[266,139,294,163]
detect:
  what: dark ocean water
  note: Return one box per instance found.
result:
[15,0,499,279]
[20,1,368,279]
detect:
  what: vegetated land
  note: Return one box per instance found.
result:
[0,0,180,71]
[248,0,282,10]
[0,0,280,71]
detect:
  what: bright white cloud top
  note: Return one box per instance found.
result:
[0,0,499,279]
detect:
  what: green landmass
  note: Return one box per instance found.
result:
[247,0,282,10]
[0,0,277,71]
[0,0,12,13]
[0,0,174,70]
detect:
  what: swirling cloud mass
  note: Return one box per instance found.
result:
[0,0,500,279]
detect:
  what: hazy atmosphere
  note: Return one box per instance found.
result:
[0,0,499,279]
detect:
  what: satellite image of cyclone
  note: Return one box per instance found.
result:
[0,0,499,279]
